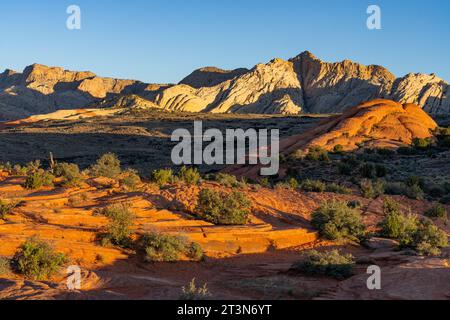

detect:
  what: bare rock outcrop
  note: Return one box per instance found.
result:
[291,51,395,113]
[0,64,151,120]
[280,99,438,153]
[1,52,449,120]
[391,73,450,114]
[179,66,249,88]
[155,58,304,115]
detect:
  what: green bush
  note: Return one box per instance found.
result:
[180,278,211,300]
[196,189,251,225]
[151,168,174,186]
[300,179,326,192]
[178,166,201,185]
[275,178,299,190]
[120,169,142,191]
[100,204,135,248]
[89,153,122,178]
[186,242,204,261]
[425,204,447,220]
[379,199,448,255]
[326,183,352,195]
[413,220,449,256]
[13,236,67,280]
[214,173,242,188]
[0,257,11,275]
[54,163,83,187]
[384,181,424,200]
[23,169,55,190]
[311,200,365,241]
[378,198,418,247]
[0,199,19,220]
[412,137,433,149]
[291,250,355,280]
[333,145,344,154]
[138,232,203,262]
[306,146,330,162]
[360,179,385,199]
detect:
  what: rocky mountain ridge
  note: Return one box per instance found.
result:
[0,52,448,120]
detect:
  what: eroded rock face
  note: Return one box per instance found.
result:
[0,64,150,120]
[291,51,396,113]
[155,58,304,115]
[1,52,449,120]
[391,73,450,114]
[179,67,249,88]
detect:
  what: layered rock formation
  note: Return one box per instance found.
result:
[179,67,249,88]
[279,99,438,153]
[155,58,304,114]
[0,64,151,120]
[0,52,449,120]
[391,73,450,114]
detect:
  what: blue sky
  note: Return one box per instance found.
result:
[0,0,449,83]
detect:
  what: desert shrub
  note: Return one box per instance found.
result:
[89,153,122,178]
[180,278,211,300]
[300,179,326,192]
[23,169,55,190]
[291,250,355,280]
[100,204,135,248]
[378,198,418,246]
[214,173,241,188]
[120,169,142,191]
[306,146,329,162]
[0,162,12,172]
[375,164,387,177]
[311,200,365,241]
[333,144,344,154]
[413,220,449,256]
[275,178,299,190]
[0,257,11,275]
[406,176,425,190]
[178,166,201,185]
[384,181,424,200]
[186,242,204,261]
[259,177,272,188]
[289,149,307,161]
[360,179,385,199]
[138,232,202,262]
[412,137,433,150]
[0,199,19,220]
[25,160,42,173]
[151,168,174,186]
[54,162,83,187]
[347,200,362,209]
[196,189,251,225]
[425,204,447,220]
[13,236,67,280]
[378,199,448,255]
[326,183,352,195]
